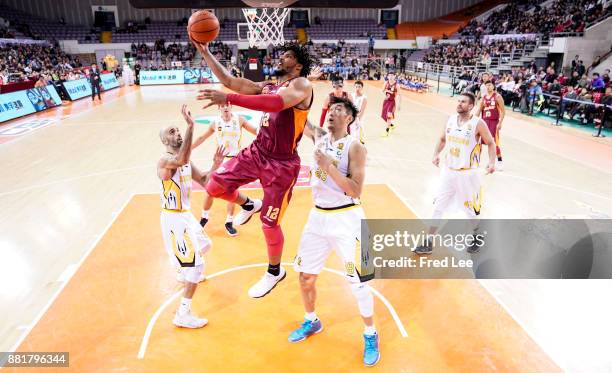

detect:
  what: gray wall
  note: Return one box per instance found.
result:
[1,0,483,25]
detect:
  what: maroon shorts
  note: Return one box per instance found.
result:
[209,143,300,227]
[381,99,396,121]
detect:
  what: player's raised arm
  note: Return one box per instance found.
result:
[192,40,263,95]
[239,116,258,136]
[304,120,327,143]
[192,121,215,150]
[158,105,195,179]
[198,77,312,112]
[476,118,496,174]
[316,141,366,199]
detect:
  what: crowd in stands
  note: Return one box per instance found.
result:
[0,43,82,85]
[459,0,610,38]
[424,38,536,68]
[131,39,197,68]
[453,57,611,128]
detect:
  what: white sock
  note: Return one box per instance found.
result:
[178,297,192,316]
[305,312,318,321]
[201,210,209,219]
[226,214,233,223]
[364,325,377,335]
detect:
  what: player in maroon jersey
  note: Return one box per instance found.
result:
[319,77,350,127]
[381,72,401,137]
[476,80,505,170]
[192,40,314,298]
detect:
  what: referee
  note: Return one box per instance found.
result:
[90,63,102,101]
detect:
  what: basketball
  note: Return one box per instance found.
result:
[187,10,219,44]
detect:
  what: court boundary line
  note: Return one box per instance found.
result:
[137,262,408,359]
[8,193,135,353]
[477,280,565,371]
[385,177,565,371]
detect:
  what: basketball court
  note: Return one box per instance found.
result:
[1,0,612,370]
[1,77,611,371]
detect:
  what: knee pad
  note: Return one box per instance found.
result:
[262,224,284,257]
[205,178,238,202]
[183,264,203,284]
[350,282,374,318]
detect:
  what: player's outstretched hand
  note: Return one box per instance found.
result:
[189,36,209,55]
[198,89,227,109]
[212,145,227,168]
[486,163,495,174]
[432,155,440,167]
[307,66,323,81]
[181,104,194,127]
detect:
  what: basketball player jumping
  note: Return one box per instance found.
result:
[291,96,380,366]
[319,77,349,127]
[476,80,505,170]
[192,40,314,298]
[158,104,225,328]
[350,80,368,144]
[382,72,401,137]
[415,93,496,255]
[192,103,258,236]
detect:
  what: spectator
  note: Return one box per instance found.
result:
[592,72,605,92]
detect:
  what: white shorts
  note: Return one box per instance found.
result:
[294,205,367,283]
[160,210,212,269]
[349,119,364,143]
[433,168,482,218]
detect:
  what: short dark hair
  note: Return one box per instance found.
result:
[280,42,314,77]
[355,80,363,86]
[330,96,359,125]
[484,80,493,85]
[460,92,476,105]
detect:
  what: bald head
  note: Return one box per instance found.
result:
[160,125,182,148]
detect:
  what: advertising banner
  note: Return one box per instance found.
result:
[140,68,220,86]
[63,78,93,100]
[0,85,62,123]
[101,73,120,91]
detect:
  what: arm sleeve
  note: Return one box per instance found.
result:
[226,93,284,112]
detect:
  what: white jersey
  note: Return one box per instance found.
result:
[160,161,192,211]
[445,114,481,171]
[311,134,359,208]
[214,113,242,157]
[352,93,367,113]
[350,93,366,143]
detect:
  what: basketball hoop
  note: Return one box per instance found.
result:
[239,7,290,48]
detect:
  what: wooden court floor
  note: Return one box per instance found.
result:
[1,81,611,371]
[11,186,560,372]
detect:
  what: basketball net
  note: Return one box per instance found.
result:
[242,8,290,48]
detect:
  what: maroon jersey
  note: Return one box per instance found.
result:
[256,79,313,159]
[326,91,349,108]
[384,81,397,101]
[482,92,500,122]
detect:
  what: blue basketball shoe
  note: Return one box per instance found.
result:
[288,318,323,342]
[363,332,380,366]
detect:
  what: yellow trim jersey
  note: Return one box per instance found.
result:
[160,162,192,211]
[445,114,481,171]
[311,134,359,208]
[214,113,242,157]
